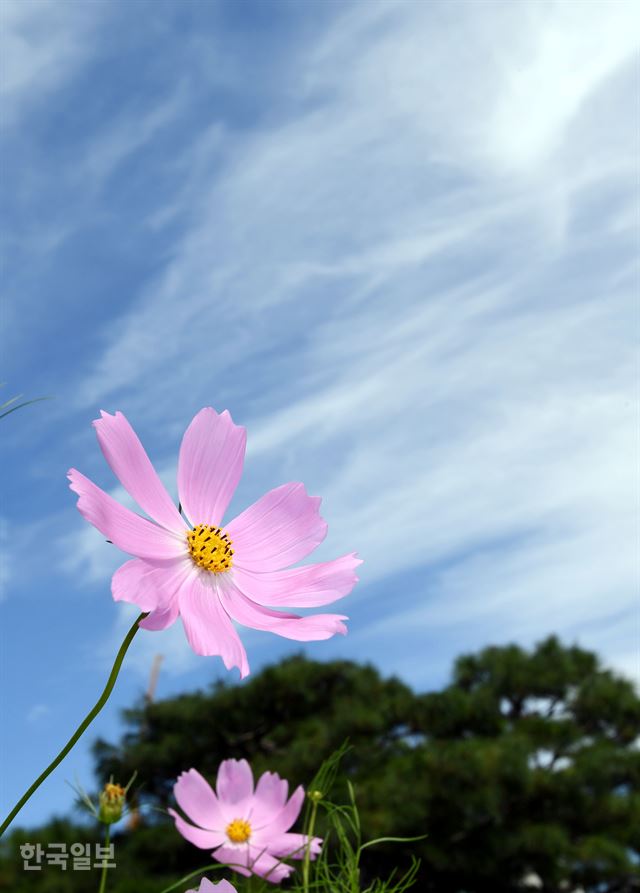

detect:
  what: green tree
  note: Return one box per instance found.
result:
[93,655,418,805]
[403,637,640,893]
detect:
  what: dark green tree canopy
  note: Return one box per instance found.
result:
[408,638,640,892]
[93,654,421,813]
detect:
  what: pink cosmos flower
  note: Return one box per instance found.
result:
[170,760,322,884]
[68,408,360,677]
[188,880,236,893]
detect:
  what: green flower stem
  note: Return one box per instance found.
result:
[0,611,147,837]
[302,799,319,893]
[98,824,111,893]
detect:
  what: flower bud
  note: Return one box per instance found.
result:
[307,789,323,803]
[98,782,127,824]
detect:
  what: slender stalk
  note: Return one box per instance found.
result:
[0,611,147,837]
[98,824,111,893]
[302,799,319,893]
[0,395,51,420]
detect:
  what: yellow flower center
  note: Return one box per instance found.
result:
[187,524,234,573]
[226,818,251,843]
[102,783,125,803]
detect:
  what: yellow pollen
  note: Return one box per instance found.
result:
[103,783,125,802]
[226,818,251,843]
[187,524,234,573]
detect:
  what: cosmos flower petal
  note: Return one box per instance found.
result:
[178,408,246,528]
[210,845,251,877]
[220,582,348,641]
[212,846,292,883]
[168,809,226,850]
[178,573,249,677]
[68,469,186,561]
[111,559,162,612]
[265,833,322,860]
[111,557,189,613]
[93,411,185,533]
[139,600,180,631]
[226,483,328,572]
[249,772,289,827]
[174,769,227,831]
[216,759,254,805]
[189,881,238,893]
[263,785,305,838]
[247,849,294,884]
[232,552,362,608]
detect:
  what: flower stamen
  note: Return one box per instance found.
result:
[102,783,125,802]
[187,524,234,573]
[226,817,251,843]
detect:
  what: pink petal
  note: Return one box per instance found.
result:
[191,881,237,893]
[68,469,186,561]
[139,600,180,631]
[232,552,362,608]
[267,833,322,860]
[213,846,292,883]
[261,785,305,838]
[178,408,246,527]
[220,582,348,641]
[93,411,185,532]
[111,557,190,613]
[248,849,293,884]
[216,759,254,805]
[169,809,226,850]
[211,844,251,877]
[248,772,288,828]
[174,770,228,832]
[226,483,327,572]
[178,573,249,677]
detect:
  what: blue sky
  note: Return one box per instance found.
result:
[1,0,637,829]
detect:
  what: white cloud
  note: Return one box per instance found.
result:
[486,1,638,171]
[27,703,51,724]
[0,514,57,603]
[60,524,123,587]
[303,0,639,172]
[79,84,191,191]
[0,0,105,123]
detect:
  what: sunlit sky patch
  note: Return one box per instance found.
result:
[0,0,637,827]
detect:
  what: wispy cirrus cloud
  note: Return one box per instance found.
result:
[72,0,637,411]
[0,0,107,123]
